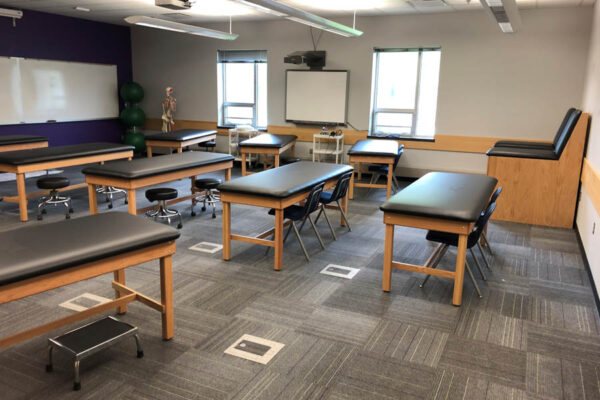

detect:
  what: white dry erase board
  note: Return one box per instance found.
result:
[0,57,119,125]
[285,70,348,125]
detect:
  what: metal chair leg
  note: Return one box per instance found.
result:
[319,204,337,240]
[336,200,351,232]
[308,215,326,250]
[470,248,486,281]
[134,334,144,358]
[45,346,53,372]
[477,242,492,270]
[392,176,400,192]
[465,259,483,298]
[63,200,71,219]
[420,244,449,288]
[292,222,310,261]
[366,173,379,196]
[481,231,494,256]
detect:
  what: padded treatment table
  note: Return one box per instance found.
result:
[238,134,297,176]
[0,212,180,348]
[379,172,497,306]
[218,161,353,270]
[0,142,134,222]
[145,129,218,157]
[348,139,399,199]
[83,151,234,216]
[0,135,48,152]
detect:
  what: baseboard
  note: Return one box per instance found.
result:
[574,223,600,315]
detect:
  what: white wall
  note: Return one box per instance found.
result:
[578,1,600,286]
[131,7,591,175]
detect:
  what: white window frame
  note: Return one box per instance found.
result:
[220,62,260,127]
[369,47,440,139]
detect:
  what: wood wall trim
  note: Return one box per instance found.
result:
[145,118,550,154]
[581,157,600,216]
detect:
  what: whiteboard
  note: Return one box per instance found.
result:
[0,57,119,125]
[285,70,348,125]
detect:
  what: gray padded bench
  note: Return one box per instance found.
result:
[0,212,180,350]
[347,139,400,199]
[379,172,497,306]
[145,129,218,157]
[82,151,234,216]
[0,142,134,222]
[218,161,353,270]
[0,134,48,152]
[238,133,297,176]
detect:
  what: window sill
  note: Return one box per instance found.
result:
[217,125,268,131]
[368,134,435,142]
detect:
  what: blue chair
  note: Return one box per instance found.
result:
[314,171,352,240]
[479,186,502,258]
[421,202,497,298]
[368,145,404,194]
[266,182,325,261]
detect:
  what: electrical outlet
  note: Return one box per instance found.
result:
[593,222,596,235]
[308,148,313,155]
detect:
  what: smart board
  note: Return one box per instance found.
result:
[285,70,348,125]
[0,57,119,125]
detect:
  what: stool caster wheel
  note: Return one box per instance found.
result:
[137,350,144,358]
[201,206,206,212]
[73,382,81,391]
[69,208,74,214]
[42,209,47,215]
[177,223,182,229]
[45,364,53,373]
[37,215,43,221]
[191,211,196,217]
[124,199,128,205]
[65,214,70,220]
[108,204,113,209]
[212,214,216,219]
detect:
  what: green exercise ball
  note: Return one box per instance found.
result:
[120,106,146,128]
[124,131,146,153]
[120,82,144,103]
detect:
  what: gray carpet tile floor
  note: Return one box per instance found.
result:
[0,161,599,399]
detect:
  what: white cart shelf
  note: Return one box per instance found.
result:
[312,133,344,164]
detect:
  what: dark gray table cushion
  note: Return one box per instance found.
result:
[0,143,134,166]
[0,213,180,286]
[348,139,398,157]
[82,151,234,179]
[0,135,48,145]
[486,146,558,160]
[239,134,297,148]
[218,161,353,198]
[145,129,217,142]
[380,172,498,221]
[493,140,554,150]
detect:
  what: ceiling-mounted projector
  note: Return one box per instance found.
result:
[155,0,192,10]
[284,51,326,70]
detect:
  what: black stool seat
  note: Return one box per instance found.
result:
[145,188,178,202]
[195,178,222,190]
[281,157,301,165]
[37,176,70,190]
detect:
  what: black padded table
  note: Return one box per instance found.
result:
[0,212,180,348]
[379,172,497,306]
[218,161,353,270]
[348,139,399,199]
[0,134,48,152]
[0,142,134,222]
[82,151,234,216]
[145,129,218,157]
[238,134,297,176]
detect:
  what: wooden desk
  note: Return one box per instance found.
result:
[239,134,297,176]
[219,162,352,270]
[380,172,497,306]
[348,139,399,199]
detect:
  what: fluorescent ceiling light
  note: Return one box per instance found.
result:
[74,6,91,12]
[238,0,287,16]
[234,0,362,37]
[498,22,513,33]
[289,0,385,11]
[125,16,238,40]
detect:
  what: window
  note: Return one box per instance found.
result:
[369,48,441,138]
[217,50,267,128]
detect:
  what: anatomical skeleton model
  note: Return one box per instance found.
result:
[161,86,176,133]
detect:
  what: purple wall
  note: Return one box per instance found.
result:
[0,9,132,145]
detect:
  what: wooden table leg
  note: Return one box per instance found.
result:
[147,146,153,158]
[222,201,231,260]
[349,162,355,200]
[275,154,280,168]
[274,208,284,271]
[241,153,247,176]
[88,184,98,215]
[341,190,349,227]
[114,270,127,314]
[15,173,28,222]
[357,162,362,181]
[382,224,394,292]
[452,234,468,306]
[127,189,137,215]
[177,147,183,154]
[386,162,393,198]
[225,168,231,181]
[160,255,174,340]
[291,144,296,157]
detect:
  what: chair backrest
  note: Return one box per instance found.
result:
[329,171,353,202]
[469,202,497,248]
[303,182,326,217]
[393,145,405,171]
[552,108,577,147]
[553,108,582,158]
[489,186,503,205]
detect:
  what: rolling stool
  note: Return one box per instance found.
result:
[192,178,222,218]
[96,186,127,209]
[145,188,183,229]
[200,141,216,152]
[36,176,73,220]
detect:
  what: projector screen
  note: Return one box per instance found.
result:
[285,70,348,125]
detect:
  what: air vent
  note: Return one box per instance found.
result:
[161,12,192,20]
[481,0,520,33]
